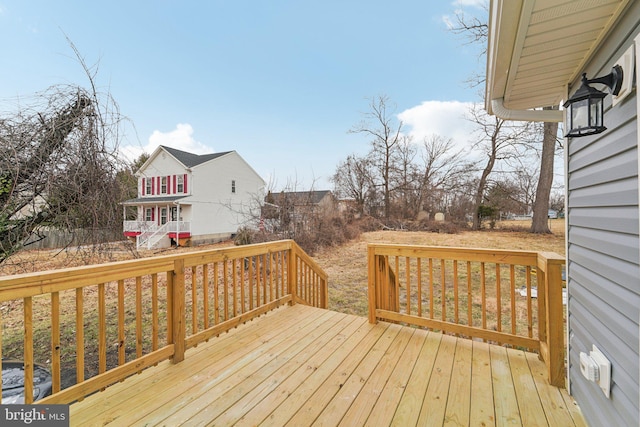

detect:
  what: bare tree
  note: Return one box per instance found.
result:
[331,154,375,215]
[0,52,129,264]
[416,134,470,215]
[467,103,532,230]
[349,95,404,220]
[450,6,562,232]
[531,109,560,233]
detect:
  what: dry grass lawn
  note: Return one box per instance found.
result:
[315,219,565,316]
[1,220,565,319]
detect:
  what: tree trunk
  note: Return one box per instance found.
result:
[531,117,558,234]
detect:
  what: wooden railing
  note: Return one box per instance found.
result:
[0,240,327,404]
[367,244,565,387]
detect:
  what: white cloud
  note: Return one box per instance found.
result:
[120,123,214,161]
[398,100,477,149]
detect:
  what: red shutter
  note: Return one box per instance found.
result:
[173,175,177,193]
[151,177,155,195]
[184,174,188,193]
[141,178,145,196]
[157,177,161,194]
[151,207,155,221]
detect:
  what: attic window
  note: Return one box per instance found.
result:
[231,180,236,194]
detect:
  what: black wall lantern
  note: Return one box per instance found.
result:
[563,65,623,138]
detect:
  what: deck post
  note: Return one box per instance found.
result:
[539,252,565,387]
[171,258,186,363]
[367,246,377,323]
[288,243,297,305]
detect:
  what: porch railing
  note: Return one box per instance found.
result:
[123,220,156,233]
[367,244,565,387]
[0,240,327,404]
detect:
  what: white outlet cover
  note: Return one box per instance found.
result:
[591,345,611,398]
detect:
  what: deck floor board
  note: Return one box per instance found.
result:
[70,305,586,427]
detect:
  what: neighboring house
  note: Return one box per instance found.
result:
[486,1,639,425]
[122,145,265,249]
[263,190,337,232]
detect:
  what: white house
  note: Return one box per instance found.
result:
[122,145,265,249]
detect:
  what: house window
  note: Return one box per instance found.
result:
[177,175,184,193]
[161,177,167,194]
[145,208,153,222]
[231,180,236,194]
[160,208,167,225]
[145,179,152,196]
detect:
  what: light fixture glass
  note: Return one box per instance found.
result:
[563,65,623,138]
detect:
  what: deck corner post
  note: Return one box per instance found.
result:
[367,245,377,324]
[539,252,565,387]
[171,258,186,363]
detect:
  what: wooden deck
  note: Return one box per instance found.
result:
[70,304,586,426]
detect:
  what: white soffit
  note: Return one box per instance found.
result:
[488,0,631,112]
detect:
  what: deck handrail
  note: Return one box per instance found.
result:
[0,240,327,404]
[367,244,565,387]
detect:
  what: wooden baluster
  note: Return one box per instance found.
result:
[526,266,533,338]
[202,266,209,329]
[118,280,126,364]
[151,274,158,350]
[99,283,107,374]
[223,260,229,320]
[24,296,33,404]
[453,261,459,326]
[232,259,238,317]
[429,258,434,320]
[467,261,472,327]
[405,257,411,315]
[255,255,261,307]
[76,288,84,385]
[495,264,501,333]
[214,262,220,324]
[480,262,486,331]
[416,258,422,317]
[51,291,61,393]
[441,259,446,322]
[192,266,198,334]
[510,265,516,335]
[248,258,254,310]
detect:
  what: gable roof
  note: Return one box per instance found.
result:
[161,146,232,168]
[486,0,631,117]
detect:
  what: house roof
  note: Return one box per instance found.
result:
[161,146,232,168]
[120,195,189,206]
[486,0,631,116]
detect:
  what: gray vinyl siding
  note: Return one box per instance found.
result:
[566,6,640,425]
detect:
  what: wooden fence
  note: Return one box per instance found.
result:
[0,240,327,404]
[367,244,565,387]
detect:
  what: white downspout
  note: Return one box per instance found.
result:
[490,98,564,122]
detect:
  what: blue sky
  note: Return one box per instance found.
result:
[0,0,486,190]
